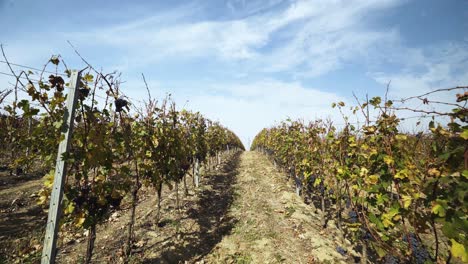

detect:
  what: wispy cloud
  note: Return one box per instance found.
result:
[372,42,468,98]
[66,0,406,76]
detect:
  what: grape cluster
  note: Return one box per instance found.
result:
[48,74,65,91]
[347,210,358,223]
[402,233,430,264]
[115,97,128,112]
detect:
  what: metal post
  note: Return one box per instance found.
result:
[41,70,82,264]
[194,158,199,188]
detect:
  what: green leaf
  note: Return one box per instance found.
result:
[369,213,384,230]
[371,242,387,258]
[462,170,468,179]
[53,121,63,129]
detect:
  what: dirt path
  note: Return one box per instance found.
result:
[58,151,350,263]
[201,151,348,264]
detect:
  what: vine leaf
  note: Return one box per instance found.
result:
[461,130,468,140]
[450,239,467,262]
[401,195,412,209]
[431,203,446,217]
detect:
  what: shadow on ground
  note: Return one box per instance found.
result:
[143,152,241,264]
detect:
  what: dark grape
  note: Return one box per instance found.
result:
[346,197,351,208]
[106,194,122,208]
[347,211,358,223]
[115,97,128,112]
[79,88,90,99]
[361,228,373,240]
[73,195,85,207]
[319,183,325,194]
[402,233,430,264]
[336,246,347,256]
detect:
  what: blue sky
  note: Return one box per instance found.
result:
[1,0,467,147]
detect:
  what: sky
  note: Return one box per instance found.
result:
[1,0,467,148]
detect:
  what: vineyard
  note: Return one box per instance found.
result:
[0,50,466,264]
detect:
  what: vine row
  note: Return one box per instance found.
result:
[251,88,467,263]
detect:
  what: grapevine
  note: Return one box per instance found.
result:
[0,54,244,263]
[252,88,468,263]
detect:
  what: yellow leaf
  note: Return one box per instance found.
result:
[383,155,394,166]
[382,217,394,228]
[64,202,75,215]
[37,196,47,205]
[75,213,86,227]
[402,195,412,209]
[460,130,468,140]
[451,239,468,262]
[382,209,399,227]
[146,150,152,158]
[313,177,322,187]
[359,167,368,177]
[366,175,379,185]
[95,174,106,182]
[395,169,408,180]
[44,170,55,188]
[395,134,407,141]
[428,168,441,177]
[432,203,446,217]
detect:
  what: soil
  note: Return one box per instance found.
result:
[0,169,46,263]
[0,151,356,263]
